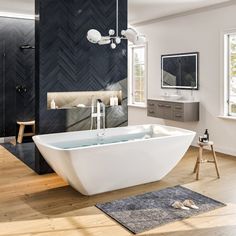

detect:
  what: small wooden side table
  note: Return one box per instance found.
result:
[193,141,220,180]
[17,120,35,144]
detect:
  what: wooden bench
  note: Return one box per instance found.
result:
[193,141,220,180]
[17,121,35,144]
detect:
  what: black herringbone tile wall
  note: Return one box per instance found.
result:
[35,0,128,174]
[0,17,35,137]
[37,0,128,134]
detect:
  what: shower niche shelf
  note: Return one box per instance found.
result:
[47,91,122,110]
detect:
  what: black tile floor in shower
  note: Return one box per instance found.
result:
[1,142,35,170]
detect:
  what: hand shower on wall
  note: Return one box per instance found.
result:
[87,0,146,49]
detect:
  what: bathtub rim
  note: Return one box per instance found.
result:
[33,124,196,151]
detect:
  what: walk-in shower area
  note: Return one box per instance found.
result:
[0,16,35,170]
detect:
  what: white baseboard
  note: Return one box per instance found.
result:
[192,141,236,157]
[213,146,236,157]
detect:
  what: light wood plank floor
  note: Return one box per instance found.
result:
[1,145,236,236]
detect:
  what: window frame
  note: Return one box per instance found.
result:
[224,32,236,117]
[128,44,148,108]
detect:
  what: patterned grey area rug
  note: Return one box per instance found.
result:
[96,185,226,234]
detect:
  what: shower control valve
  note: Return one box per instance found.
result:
[16,85,27,93]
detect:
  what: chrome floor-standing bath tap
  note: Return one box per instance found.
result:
[90,98,106,131]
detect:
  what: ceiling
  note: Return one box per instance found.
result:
[0,0,233,22]
[129,0,232,25]
[0,0,34,15]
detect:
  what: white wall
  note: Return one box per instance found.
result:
[129,4,236,156]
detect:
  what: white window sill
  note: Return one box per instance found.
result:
[128,103,147,109]
[218,115,236,120]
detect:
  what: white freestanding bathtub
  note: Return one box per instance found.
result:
[33,124,195,196]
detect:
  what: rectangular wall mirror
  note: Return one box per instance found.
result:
[161,52,199,90]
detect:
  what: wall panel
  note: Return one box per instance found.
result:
[35,0,128,173]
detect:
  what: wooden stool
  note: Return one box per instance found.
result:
[17,121,35,144]
[193,141,220,180]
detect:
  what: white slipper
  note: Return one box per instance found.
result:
[171,201,190,210]
[183,199,199,209]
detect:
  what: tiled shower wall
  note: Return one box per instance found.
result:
[0,17,35,137]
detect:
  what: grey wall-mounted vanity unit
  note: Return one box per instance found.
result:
[147,99,199,122]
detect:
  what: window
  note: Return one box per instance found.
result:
[129,45,147,106]
[224,33,236,116]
